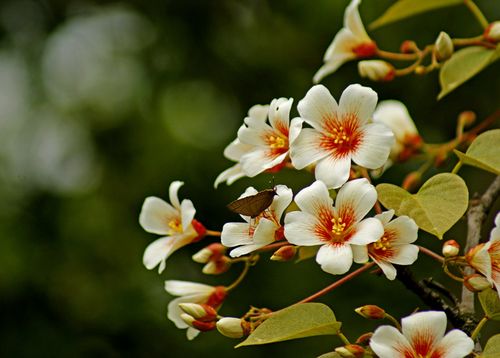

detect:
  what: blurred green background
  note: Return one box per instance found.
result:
[0,0,499,357]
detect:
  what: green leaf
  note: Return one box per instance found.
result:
[376,173,468,239]
[454,129,500,175]
[236,303,341,347]
[482,334,500,358]
[370,0,462,30]
[296,246,319,263]
[479,288,500,320]
[438,45,500,99]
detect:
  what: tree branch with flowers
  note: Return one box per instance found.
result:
[139,0,500,357]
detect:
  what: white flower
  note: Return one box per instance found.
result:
[352,210,419,280]
[467,212,500,297]
[370,311,474,358]
[221,184,293,257]
[215,99,302,187]
[314,0,377,83]
[165,280,226,340]
[373,100,420,163]
[290,84,394,189]
[284,179,383,275]
[358,60,395,82]
[139,181,201,273]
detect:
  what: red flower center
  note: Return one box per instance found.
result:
[320,114,363,157]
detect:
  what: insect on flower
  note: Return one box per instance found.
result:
[226,188,277,218]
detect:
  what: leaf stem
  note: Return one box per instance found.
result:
[296,262,376,304]
[226,260,251,292]
[384,313,402,331]
[463,0,489,29]
[470,316,489,340]
[418,245,445,264]
[205,229,222,237]
[338,332,351,345]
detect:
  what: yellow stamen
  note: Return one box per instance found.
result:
[168,219,182,234]
[331,217,346,236]
[268,135,286,149]
[329,125,350,145]
[373,236,391,251]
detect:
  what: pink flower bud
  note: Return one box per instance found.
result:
[270,245,297,262]
[358,60,395,82]
[464,274,492,292]
[484,21,500,43]
[216,317,246,338]
[355,305,386,320]
[442,240,460,257]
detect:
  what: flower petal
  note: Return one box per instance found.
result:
[349,217,383,245]
[385,216,419,244]
[186,327,200,340]
[352,122,394,169]
[315,155,351,189]
[293,180,333,216]
[180,199,196,231]
[316,243,353,275]
[387,244,419,266]
[284,211,324,246]
[169,181,184,210]
[402,311,447,352]
[351,244,369,263]
[370,325,413,358]
[435,329,474,358]
[269,97,293,134]
[139,197,178,235]
[237,122,273,147]
[246,104,269,127]
[223,137,253,161]
[297,85,339,132]
[165,280,214,297]
[336,178,377,222]
[143,235,193,273]
[344,0,370,40]
[289,117,304,144]
[290,128,329,169]
[230,243,268,257]
[252,218,279,245]
[374,210,394,225]
[270,185,294,220]
[240,149,287,177]
[313,53,353,84]
[221,222,253,247]
[373,100,418,142]
[167,293,211,329]
[323,28,358,62]
[339,84,377,126]
[373,258,397,280]
[214,163,246,188]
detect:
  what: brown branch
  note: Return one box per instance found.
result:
[461,175,500,314]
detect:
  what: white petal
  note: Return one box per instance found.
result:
[468,245,491,278]
[289,117,304,144]
[388,244,419,266]
[180,199,196,231]
[269,97,293,133]
[223,137,252,161]
[284,211,324,246]
[240,149,287,177]
[230,243,268,257]
[374,210,394,225]
[164,280,214,296]
[374,258,397,280]
[237,123,271,147]
[143,235,193,273]
[139,197,178,235]
[370,325,413,358]
[293,180,333,216]
[247,104,269,124]
[402,311,447,350]
[336,178,377,222]
[385,216,419,244]
[316,244,353,275]
[339,84,377,126]
[270,185,294,219]
[313,54,352,84]
[290,128,329,169]
[344,0,370,40]
[214,164,246,188]
[349,217,383,245]
[436,329,474,358]
[351,244,369,263]
[491,212,500,240]
[352,123,394,169]
[297,85,339,132]
[186,327,200,340]
[221,222,253,247]
[252,218,279,245]
[315,155,351,189]
[373,100,418,141]
[169,181,184,210]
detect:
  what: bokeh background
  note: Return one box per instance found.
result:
[0,0,499,357]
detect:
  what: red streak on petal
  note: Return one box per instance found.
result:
[411,330,436,357]
[320,113,363,158]
[368,229,397,260]
[274,120,289,137]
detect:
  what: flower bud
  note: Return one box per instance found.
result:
[335,345,365,358]
[400,40,418,54]
[434,31,454,61]
[358,60,395,82]
[484,21,500,43]
[179,303,217,321]
[442,240,460,257]
[457,111,476,128]
[180,313,196,327]
[216,317,246,338]
[355,332,373,345]
[270,245,297,262]
[180,313,217,331]
[191,219,207,242]
[202,257,231,275]
[464,274,492,292]
[355,305,385,320]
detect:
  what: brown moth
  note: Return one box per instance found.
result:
[226,188,277,218]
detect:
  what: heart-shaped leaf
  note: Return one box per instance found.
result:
[479,288,500,321]
[236,303,341,347]
[482,334,500,358]
[454,129,500,175]
[370,0,462,30]
[438,45,500,99]
[376,173,468,239]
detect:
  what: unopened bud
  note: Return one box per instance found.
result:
[179,303,217,321]
[180,313,217,331]
[193,248,213,264]
[355,305,386,320]
[191,219,207,242]
[270,245,297,262]
[202,257,231,275]
[465,243,486,264]
[180,313,196,327]
[402,171,421,191]
[464,274,492,292]
[358,60,395,82]
[216,317,246,338]
[355,332,373,345]
[336,345,365,358]
[457,111,476,128]
[442,240,460,257]
[484,21,500,43]
[434,31,454,61]
[414,66,426,75]
[400,40,418,54]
